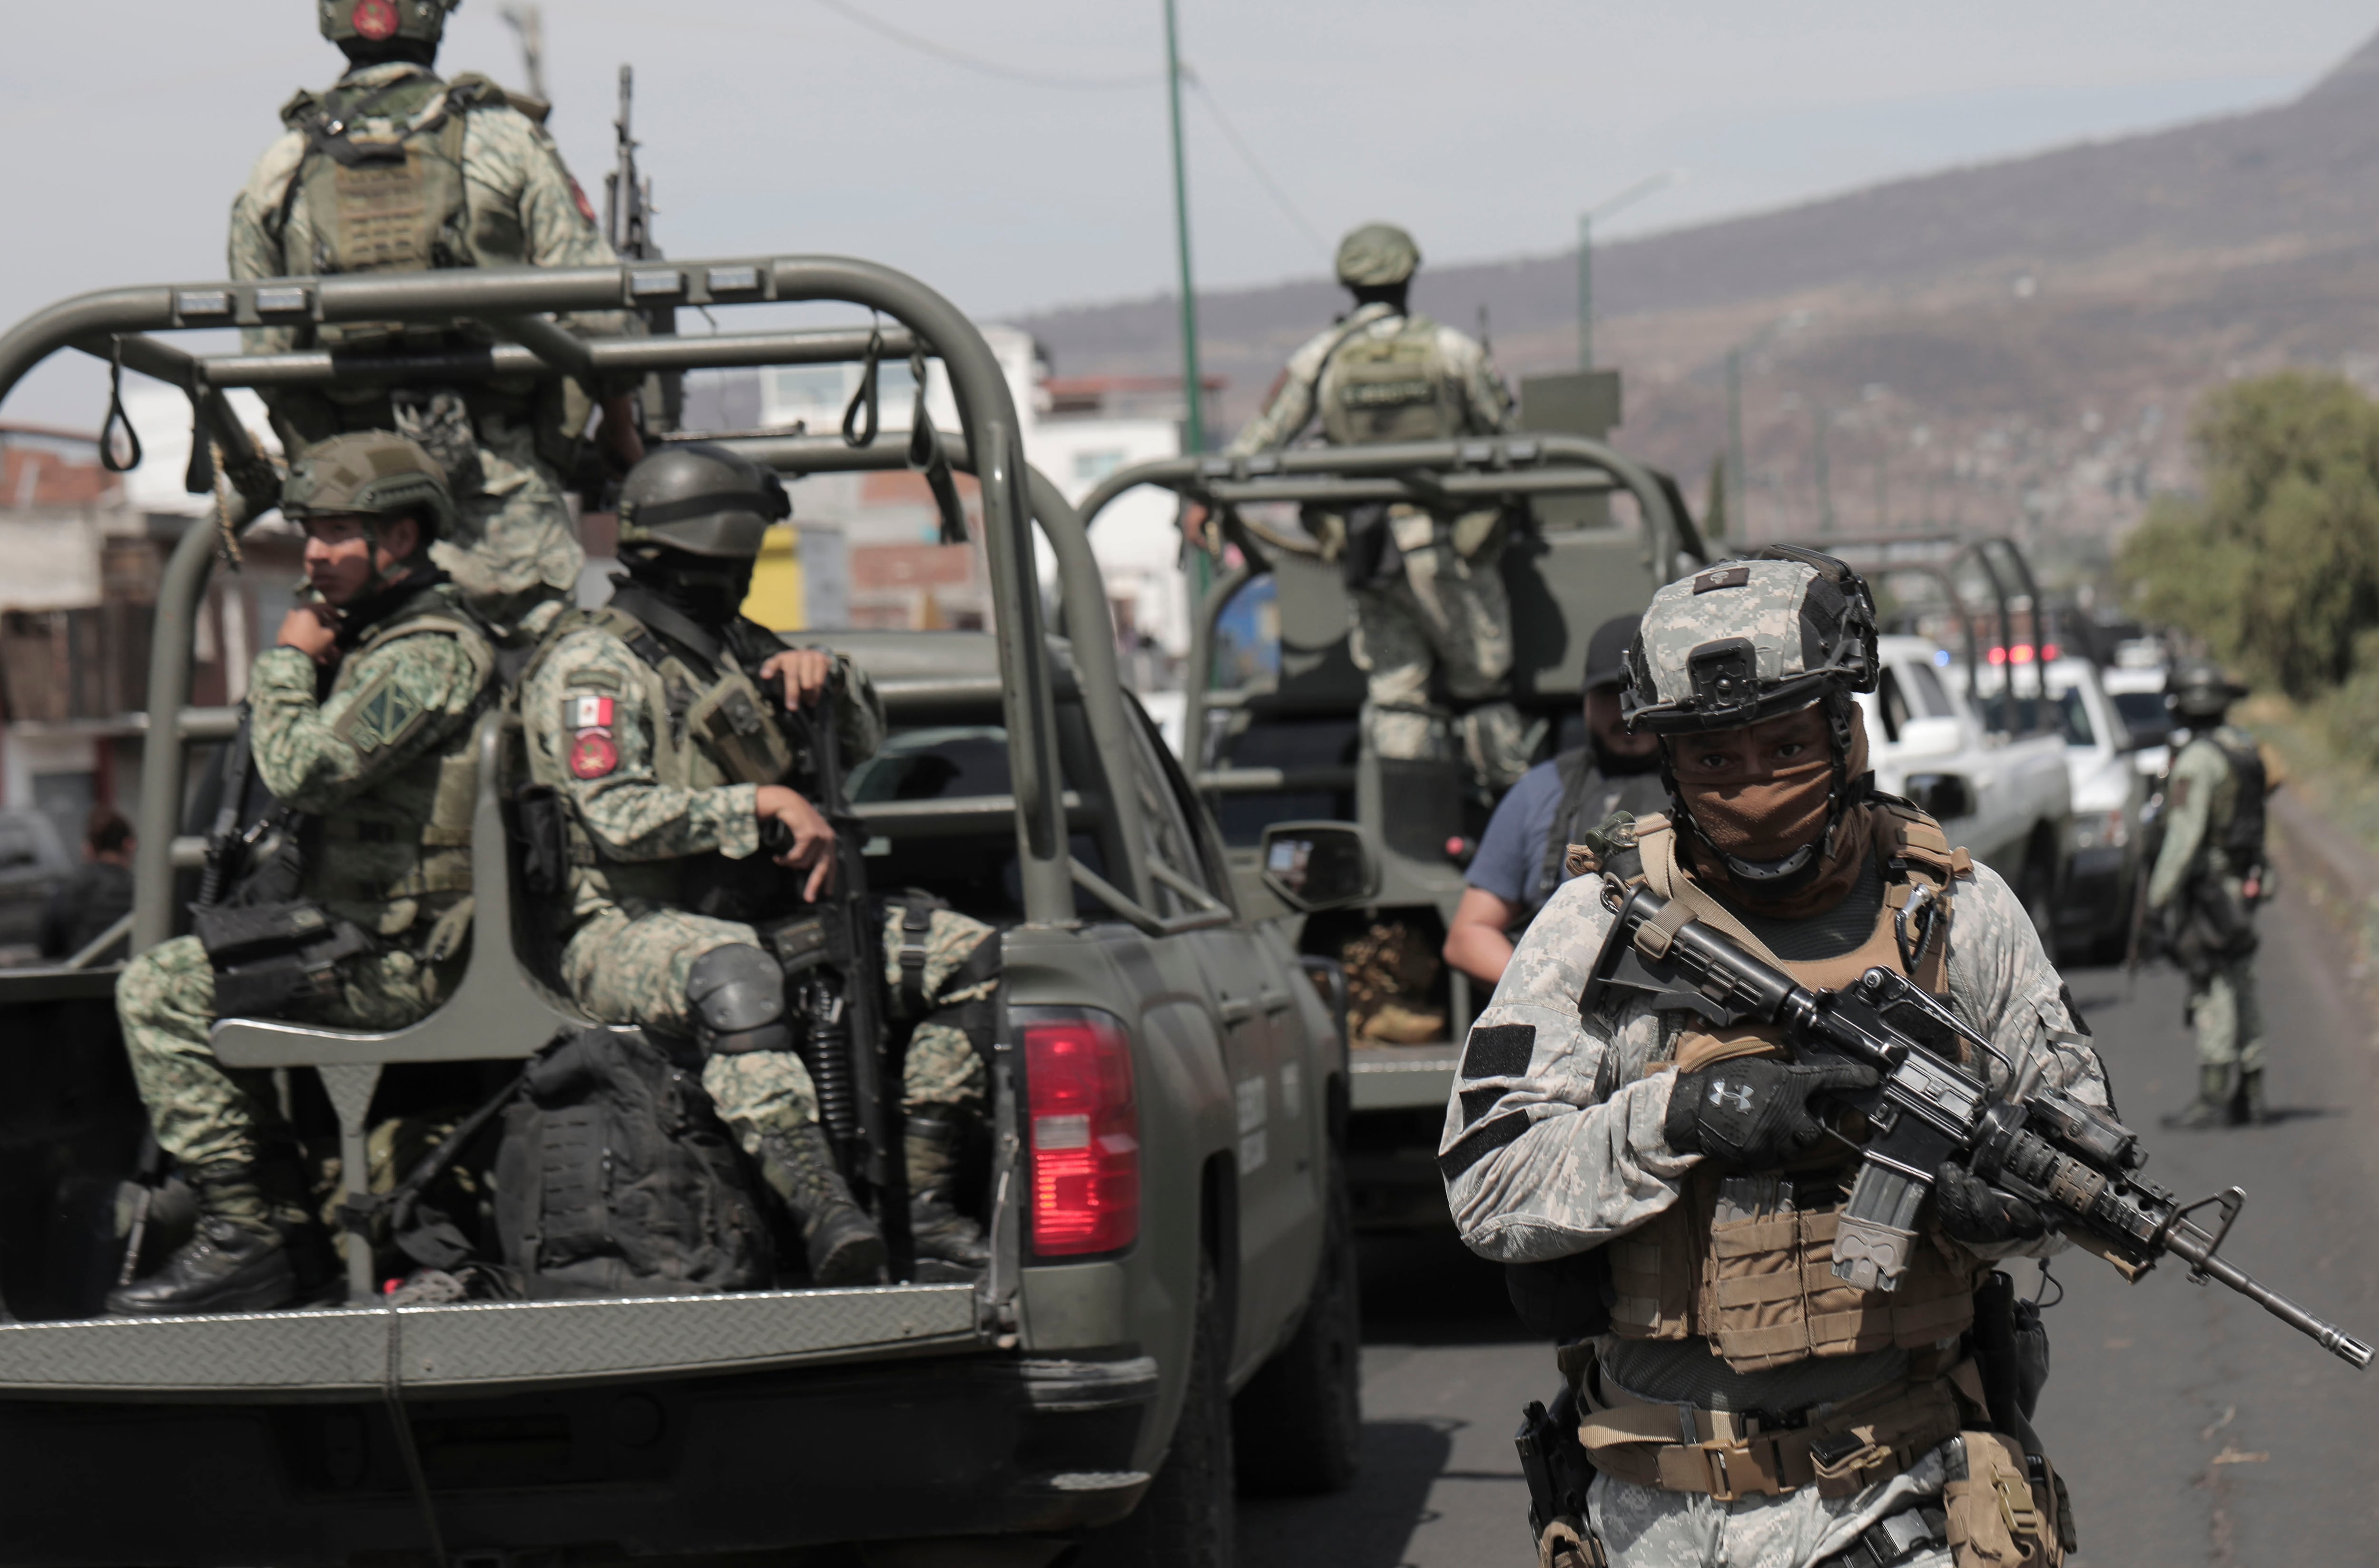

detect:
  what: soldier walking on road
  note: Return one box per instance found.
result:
[1227,223,1526,794]
[519,444,999,1284]
[2148,659,2274,1128]
[1445,550,2104,1568]
[112,434,495,1315]
[230,0,644,640]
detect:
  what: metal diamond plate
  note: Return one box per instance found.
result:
[0,1284,986,1400]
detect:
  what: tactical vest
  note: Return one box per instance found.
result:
[306,584,498,931]
[1317,313,1461,446]
[274,71,513,348]
[1603,805,1991,1374]
[2206,727,2268,867]
[520,605,796,918]
[1523,751,1667,927]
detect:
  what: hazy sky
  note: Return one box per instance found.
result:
[2,1,2371,426]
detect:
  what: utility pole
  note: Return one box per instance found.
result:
[1725,347,1747,540]
[1577,170,1681,370]
[1812,403,1836,535]
[1163,0,1204,460]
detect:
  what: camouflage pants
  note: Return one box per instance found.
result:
[116,933,462,1171]
[561,903,995,1159]
[1348,509,1528,790]
[428,418,584,638]
[1589,1443,1956,1568]
[2186,955,2264,1073]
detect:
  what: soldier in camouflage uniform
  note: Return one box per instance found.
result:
[229,0,642,639]
[111,433,494,1314]
[2147,659,2272,1128]
[1443,550,2106,1568]
[520,444,999,1284]
[1227,222,1527,792]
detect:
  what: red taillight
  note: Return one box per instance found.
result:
[1025,1012,1140,1256]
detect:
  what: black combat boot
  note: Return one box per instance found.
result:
[105,1165,297,1315]
[906,1107,990,1270]
[2163,1065,2232,1131]
[756,1125,886,1287]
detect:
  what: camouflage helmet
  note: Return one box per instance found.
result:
[281,430,453,549]
[1335,223,1421,289]
[2166,657,2247,721]
[616,442,791,560]
[320,0,457,49]
[1620,546,1879,736]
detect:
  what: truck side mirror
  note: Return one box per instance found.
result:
[1904,772,1977,822]
[1259,822,1381,913]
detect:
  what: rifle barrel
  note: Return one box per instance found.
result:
[2164,1219,2373,1368]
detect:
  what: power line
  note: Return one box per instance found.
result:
[1181,67,1331,262]
[809,0,1161,90]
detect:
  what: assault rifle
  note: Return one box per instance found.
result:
[758,660,911,1274]
[1595,876,2372,1368]
[603,64,683,435]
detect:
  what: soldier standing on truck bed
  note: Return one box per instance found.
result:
[229,0,644,641]
[1444,615,1667,991]
[112,434,496,1315]
[1444,551,2107,1568]
[2147,659,2276,1128]
[1226,222,1527,795]
[518,444,1001,1284]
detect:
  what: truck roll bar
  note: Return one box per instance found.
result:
[0,257,1076,938]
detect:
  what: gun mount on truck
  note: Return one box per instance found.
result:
[0,255,1359,1568]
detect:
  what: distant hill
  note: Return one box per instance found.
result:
[1017,29,2379,578]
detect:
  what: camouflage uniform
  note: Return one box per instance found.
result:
[519,611,992,1157]
[2147,727,2264,1076]
[1228,303,1527,788]
[1445,866,2107,1568]
[118,581,492,1175]
[229,61,623,636]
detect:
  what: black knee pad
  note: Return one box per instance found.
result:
[687,944,789,1057]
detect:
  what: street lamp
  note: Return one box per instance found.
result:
[1721,310,1812,540]
[1578,170,1681,369]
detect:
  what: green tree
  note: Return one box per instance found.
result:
[2120,371,2379,699]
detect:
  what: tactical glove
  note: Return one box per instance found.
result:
[1662,1058,1879,1169]
[1932,1163,2046,1245]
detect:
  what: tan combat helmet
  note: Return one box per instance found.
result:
[616,443,792,561]
[1335,223,1421,289]
[281,431,455,555]
[319,0,458,51]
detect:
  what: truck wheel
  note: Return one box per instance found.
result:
[1075,1254,1235,1568]
[2018,848,2061,965]
[1231,1166,1361,1495]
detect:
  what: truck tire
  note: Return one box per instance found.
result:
[1075,1253,1235,1568]
[2018,843,2062,964]
[1231,1166,1361,1495]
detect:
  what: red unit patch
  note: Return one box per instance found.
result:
[351,0,399,40]
[570,730,620,779]
[569,176,598,226]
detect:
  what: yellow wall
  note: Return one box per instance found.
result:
[741,524,805,630]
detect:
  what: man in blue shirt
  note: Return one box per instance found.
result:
[1442,616,1664,989]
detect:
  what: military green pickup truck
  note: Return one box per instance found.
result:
[1073,380,1708,1229]
[0,258,1367,1568]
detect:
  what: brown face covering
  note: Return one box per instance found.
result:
[1677,705,1878,919]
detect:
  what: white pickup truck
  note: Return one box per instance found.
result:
[1859,635,2074,944]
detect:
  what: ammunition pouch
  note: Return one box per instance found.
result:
[1944,1431,2069,1566]
[514,784,572,902]
[195,900,374,1017]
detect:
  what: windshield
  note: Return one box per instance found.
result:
[2112,691,2172,742]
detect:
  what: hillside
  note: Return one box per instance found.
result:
[1018,29,2379,577]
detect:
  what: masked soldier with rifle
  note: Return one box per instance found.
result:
[1445,551,2112,1568]
[113,433,496,1315]
[229,0,644,640]
[518,444,1000,1286]
[1226,222,1527,795]
[2145,659,2274,1129]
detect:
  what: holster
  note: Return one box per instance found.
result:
[513,784,572,902]
[1516,1384,1600,1554]
[2173,875,2258,978]
[194,900,374,1017]
[1334,502,1402,591]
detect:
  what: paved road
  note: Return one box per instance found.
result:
[1247,874,2379,1568]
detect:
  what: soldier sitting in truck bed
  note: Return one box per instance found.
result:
[112,434,495,1315]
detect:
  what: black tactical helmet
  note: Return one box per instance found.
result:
[320,0,457,51]
[2166,657,2246,721]
[616,443,792,561]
